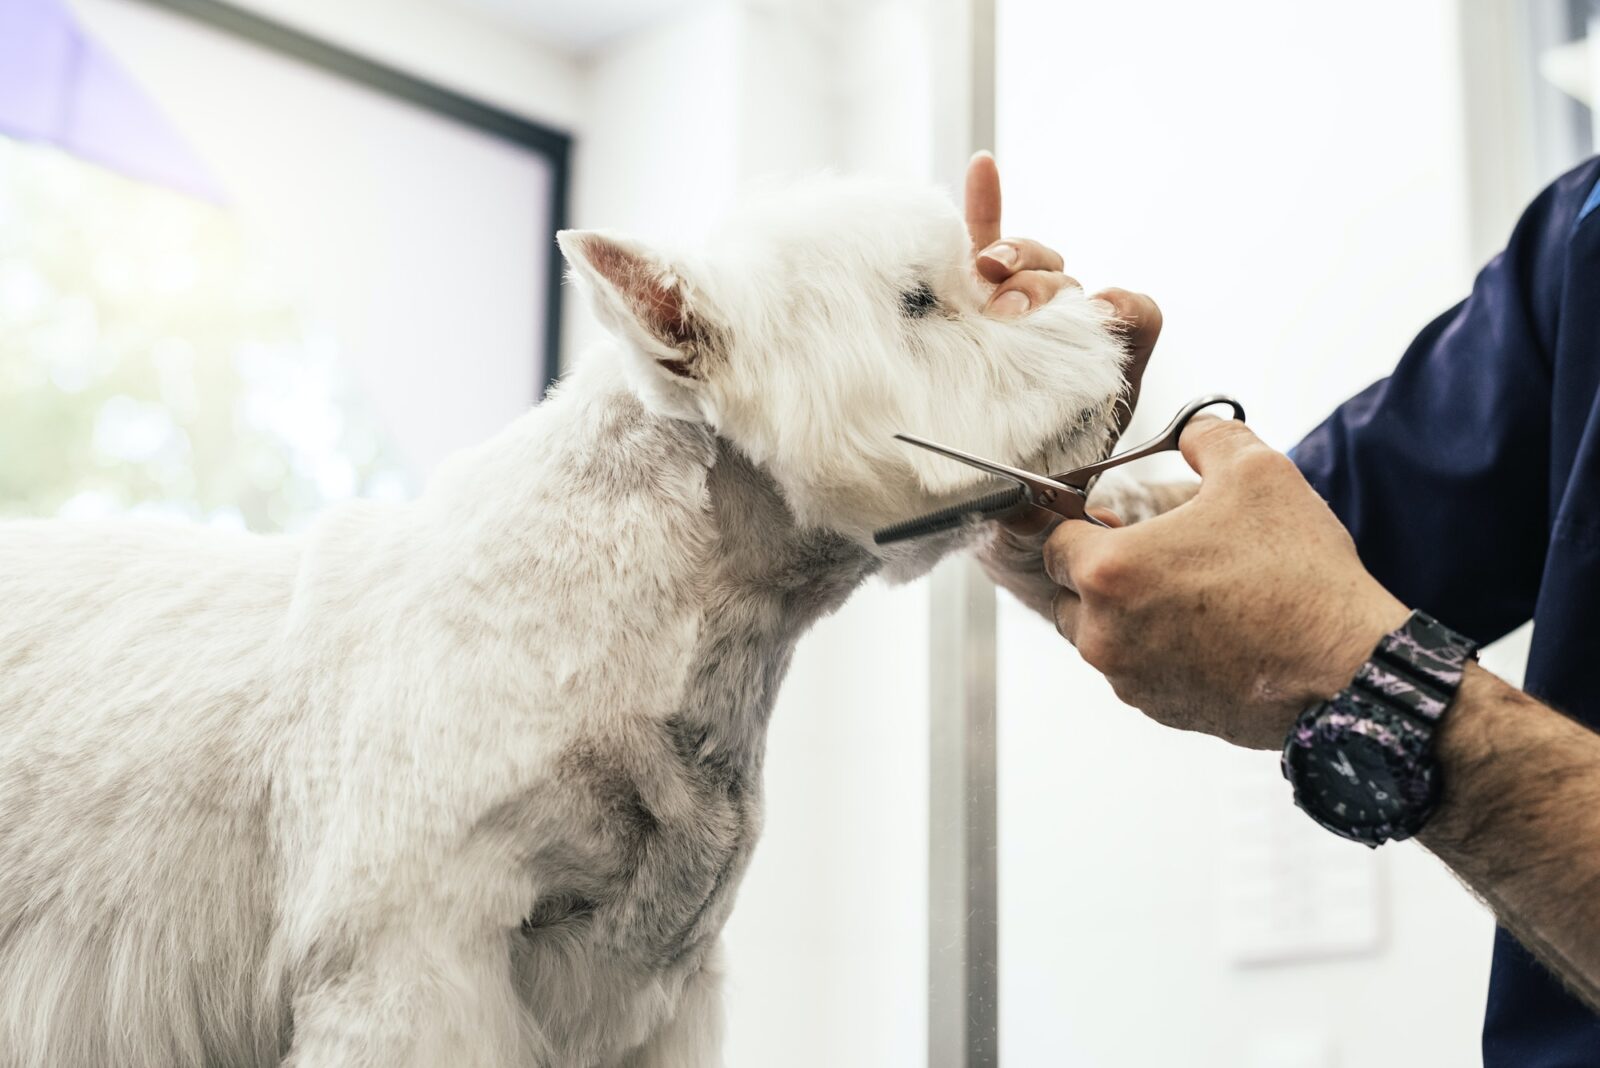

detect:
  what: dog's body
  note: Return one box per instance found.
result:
[0,177,1125,1067]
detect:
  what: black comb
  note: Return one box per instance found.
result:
[872,485,1025,545]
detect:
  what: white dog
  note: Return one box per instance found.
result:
[0,176,1125,1067]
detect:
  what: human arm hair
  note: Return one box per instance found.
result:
[1419,664,1600,1010]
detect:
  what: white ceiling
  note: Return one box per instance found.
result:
[445,0,706,54]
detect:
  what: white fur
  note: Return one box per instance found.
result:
[0,175,1124,1066]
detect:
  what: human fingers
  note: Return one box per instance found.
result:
[1052,587,1082,644]
[1092,288,1162,434]
[997,502,1120,541]
[965,151,1002,254]
[976,237,1067,282]
[985,270,1081,319]
[1094,288,1162,369]
[1176,415,1280,480]
[1041,518,1116,594]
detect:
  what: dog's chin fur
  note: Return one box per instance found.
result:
[0,174,1125,1068]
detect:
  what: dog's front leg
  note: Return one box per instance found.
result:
[282,924,527,1068]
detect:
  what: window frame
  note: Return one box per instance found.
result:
[128,0,573,394]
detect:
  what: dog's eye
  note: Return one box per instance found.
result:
[899,282,939,318]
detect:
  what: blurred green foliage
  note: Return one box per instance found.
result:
[0,136,406,532]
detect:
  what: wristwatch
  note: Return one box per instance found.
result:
[1281,610,1479,848]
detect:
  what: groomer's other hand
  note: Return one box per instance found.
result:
[963,151,1161,426]
[1044,418,1410,750]
[966,151,1078,314]
[966,151,1166,611]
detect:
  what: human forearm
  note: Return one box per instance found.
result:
[1420,663,1600,1009]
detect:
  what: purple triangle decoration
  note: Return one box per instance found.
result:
[0,0,226,202]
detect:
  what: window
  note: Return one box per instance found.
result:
[0,0,570,530]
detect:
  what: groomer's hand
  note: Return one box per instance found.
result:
[1045,417,1410,749]
[964,151,1161,422]
[964,151,1164,614]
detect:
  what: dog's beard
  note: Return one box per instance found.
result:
[1029,393,1124,481]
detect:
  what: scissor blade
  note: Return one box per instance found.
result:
[893,433,1076,497]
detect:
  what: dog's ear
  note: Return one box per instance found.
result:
[559,231,725,413]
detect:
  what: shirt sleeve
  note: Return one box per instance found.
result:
[1290,159,1600,646]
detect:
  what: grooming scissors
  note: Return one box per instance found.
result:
[872,394,1246,545]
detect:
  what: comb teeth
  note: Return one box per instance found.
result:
[872,486,1025,545]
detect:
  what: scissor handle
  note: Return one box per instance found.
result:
[1059,394,1246,484]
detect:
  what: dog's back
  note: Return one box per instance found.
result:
[0,520,297,1066]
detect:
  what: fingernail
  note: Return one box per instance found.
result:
[981,242,1018,268]
[988,290,1031,318]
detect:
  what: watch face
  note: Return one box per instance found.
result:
[1283,695,1439,846]
[1297,732,1409,833]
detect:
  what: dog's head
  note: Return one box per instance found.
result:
[560,176,1126,572]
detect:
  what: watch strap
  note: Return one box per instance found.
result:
[1349,610,1478,726]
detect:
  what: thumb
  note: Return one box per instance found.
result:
[1041,518,1116,592]
[1177,414,1268,479]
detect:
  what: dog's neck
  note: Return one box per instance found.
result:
[424,348,878,739]
[588,351,880,777]
[659,434,878,784]
[561,348,880,610]
[702,439,877,616]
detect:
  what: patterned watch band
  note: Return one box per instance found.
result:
[1349,610,1479,725]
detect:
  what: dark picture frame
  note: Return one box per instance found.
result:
[128,0,573,393]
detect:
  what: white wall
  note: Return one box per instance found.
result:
[561,3,740,363]
[994,2,1498,1066]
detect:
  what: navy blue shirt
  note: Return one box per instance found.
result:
[1293,156,1600,1065]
